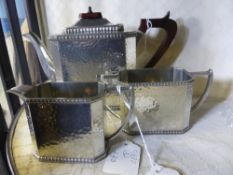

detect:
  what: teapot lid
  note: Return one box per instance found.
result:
[50,7,137,41]
[65,7,124,35]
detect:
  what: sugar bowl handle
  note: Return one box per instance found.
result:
[188,69,214,112]
[138,12,177,68]
[105,85,135,141]
[98,74,135,141]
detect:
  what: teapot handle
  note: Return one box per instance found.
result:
[138,12,177,68]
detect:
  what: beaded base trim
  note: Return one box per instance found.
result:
[34,151,107,164]
[124,126,190,135]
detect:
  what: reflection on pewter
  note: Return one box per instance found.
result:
[23,7,177,82]
[8,82,132,163]
[117,67,213,134]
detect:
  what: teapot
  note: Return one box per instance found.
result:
[24,7,177,82]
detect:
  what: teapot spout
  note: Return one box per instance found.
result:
[7,85,34,100]
[23,32,56,82]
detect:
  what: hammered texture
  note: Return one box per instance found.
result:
[126,85,192,134]
[22,82,106,162]
[120,68,193,134]
[49,38,126,81]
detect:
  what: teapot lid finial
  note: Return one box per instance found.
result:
[80,6,102,19]
[88,6,92,13]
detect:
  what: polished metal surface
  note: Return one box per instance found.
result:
[23,7,178,83]
[47,9,136,82]
[24,27,137,82]
[22,7,139,82]
[9,83,103,163]
[47,15,138,81]
[116,68,213,134]
[48,35,129,82]
[26,82,105,163]
[8,98,233,175]
[8,82,133,163]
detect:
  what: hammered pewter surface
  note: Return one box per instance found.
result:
[126,85,192,134]
[48,38,126,82]
[47,16,138,82]
[23,82,106,162]
[12,98,233,175]
[120,68,193,134]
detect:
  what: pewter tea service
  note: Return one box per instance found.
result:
[10,6,214,166]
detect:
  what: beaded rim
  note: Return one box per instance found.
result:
[65,24,124,34]
[49,31,137,41]
[25,96,102,104]
[34,151,107,164]
[124,126,190,135]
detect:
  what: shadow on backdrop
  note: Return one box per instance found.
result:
[190,79,233,127]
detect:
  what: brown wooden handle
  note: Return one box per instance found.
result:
[138,12,177,68]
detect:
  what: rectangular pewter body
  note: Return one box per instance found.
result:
[120,68,193,134]
[48,33,136,82]
[24,82,106,163]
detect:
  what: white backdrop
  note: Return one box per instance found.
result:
[42,0,233,98]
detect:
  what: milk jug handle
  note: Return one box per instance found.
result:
[138,12,177,68]
[188,69,213,112]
